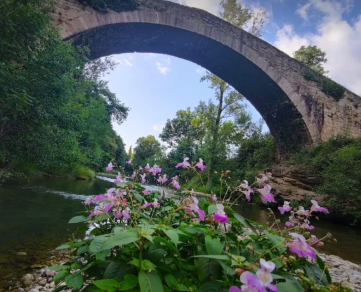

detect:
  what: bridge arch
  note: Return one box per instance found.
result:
[54,0,361,154]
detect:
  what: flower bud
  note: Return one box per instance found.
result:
[235,268,245,276]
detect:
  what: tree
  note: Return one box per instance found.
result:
[219,0,268,36]
[133,135,161,166]
[200,73,247,185]
[128,146,134,159]
[294,45,328,75]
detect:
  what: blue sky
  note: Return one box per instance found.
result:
[103,0,361,151]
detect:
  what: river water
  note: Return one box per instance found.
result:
[0,176,360,286]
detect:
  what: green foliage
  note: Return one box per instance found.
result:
[71,166,96,180]
[303,69,345,101]
[288,136,361,220]
[133,136,162,167]
[51,177,350,292]
[0,0,129,180]
[77,0,139,13]
[294,45,328,75]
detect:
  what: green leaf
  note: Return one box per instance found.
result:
[304,261,330,286]
[93,279,118,291]
[153,236,180,257]
[163,229,179,246]
[49,265,68,271]
[276,279,304,292]
[141,260,156,271]
[199,281,224,292]
[96,249,110,261]
[77,245,88,255]
[230,255,246,266]
[144,243,166,265]
[54,270,69,285]
[263,230,286,253]
[233,213,257,234]
[218,260,234,276]
[176,284,190,291]
[56,244,71,250]
[119,275,138,291]
[64,273,83,289]
[208,204,217,215]
[104,262,127,282]
[129,258,140,268]
[164,274,177,288]
[138,270,164,292]
[134,192,144,203]
[205,235,223,255]
[196,258,223,284]
[89,235,109,254]
[69,215,88,224]
[316,255,332,284]
[193,255,230,261]
[101,232,139,250]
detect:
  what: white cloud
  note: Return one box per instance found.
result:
[274,0,361,94]
[296,3,312,20]
[156,57,171,75]
[152,123,165,132]
[274,25,310,56]
[168,0,220,15]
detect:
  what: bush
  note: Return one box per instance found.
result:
[71,166,95,180]
[50,160,352,292]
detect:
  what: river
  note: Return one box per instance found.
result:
[0,176,360,287]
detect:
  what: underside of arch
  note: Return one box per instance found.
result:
[67,23,313,155]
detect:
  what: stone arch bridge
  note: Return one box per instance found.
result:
[53,0,361,154]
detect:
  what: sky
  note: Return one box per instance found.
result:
[103,0,361,151]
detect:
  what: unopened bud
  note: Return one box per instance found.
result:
[234,268,245,276]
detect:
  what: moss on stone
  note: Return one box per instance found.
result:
[303,69,345,102]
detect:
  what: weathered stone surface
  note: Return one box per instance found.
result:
[53,0,361,153]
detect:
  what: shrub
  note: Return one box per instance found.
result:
[49,160,351,292]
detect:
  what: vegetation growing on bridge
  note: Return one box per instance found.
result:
[78,0,139,13]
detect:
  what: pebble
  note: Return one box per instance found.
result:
[37,279,47,286]
[16,252,27,256]
[21,274,34,283]
[27,289,39,292]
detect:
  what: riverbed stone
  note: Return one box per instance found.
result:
[16,252,28,256]
[27,289,39,292]
[21,274,34,283]
[38,279,47,286]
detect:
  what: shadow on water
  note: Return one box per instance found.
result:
[0,176,360,287]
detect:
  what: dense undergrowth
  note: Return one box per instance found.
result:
[0,0,129,184]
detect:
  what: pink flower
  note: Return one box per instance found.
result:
[278,201,291,214]
[171,177,181,190]
[296,207,309,216]
[214,204,228,223]
[131,172,137,180]
[151,164,162,176]
[142,201,152,208]
[257,259,276,289]
[301,219,314,230]
[242,187,254,202]
[211,194,217,202]
[83,197,93,205]
[240,180,249,189]
[184,197,205,221]
[257,185,275,204]
[310,200,329,214]
[142,189,151,196]
[105,162,114,172]
[229,271,266,292]
[89,203,107,218]
[195,158,206,171]
[144,164,151,172]
[114,210,130,219]
[287,233,316,259]
[310,235,324,247]
[176,157,191,169]
[256,173,271,186]
[157,174,168,184]
[285,215,298,227]
[114,173,123,185]
[126,159,132,165]
[152,198,160,208]
[140,173,146,184]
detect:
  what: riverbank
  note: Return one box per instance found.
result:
[5,250,361,292]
